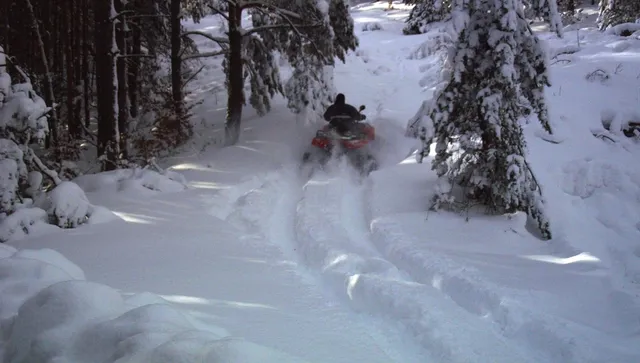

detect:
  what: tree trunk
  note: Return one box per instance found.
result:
[67,0,81,139]
[95,0,118,170]
[25,0,58,149]
[129,8,141,119]
[116,0,129,159]
[225,4,244,146]
[170,0,183,126]
[83,0,91,128]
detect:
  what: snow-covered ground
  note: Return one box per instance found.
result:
[3,1,640,362]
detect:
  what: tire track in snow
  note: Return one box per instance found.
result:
[285,161,535,363]
[363,177,633,363]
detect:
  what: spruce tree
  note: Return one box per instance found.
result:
[403,0,453,35]
[253,0,358,123]
[598,0,640,30]
[429,0,554,239]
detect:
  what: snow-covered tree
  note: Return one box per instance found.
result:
[523,0,564,36]
[598,0,640,30]
[188,0,357,145]
[427,0,554,239]
[249,0,358,125]
[403,0,452,35]
[285,61,336,124]
[0,47,98,241]
[0,48,51,216]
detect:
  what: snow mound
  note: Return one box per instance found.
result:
[361,22,383,31]
[0,248,311,363]
[0,181,116,242]
[0,207,50,243]
[74,168,187,196]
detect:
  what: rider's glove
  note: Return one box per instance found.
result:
[360,114,367,120]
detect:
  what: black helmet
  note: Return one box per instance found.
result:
[335,93,345,105]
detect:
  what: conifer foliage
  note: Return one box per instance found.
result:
[243,0,358,127]
[598,0,640,30]
[403,0,452,35]
[429,0,555,239]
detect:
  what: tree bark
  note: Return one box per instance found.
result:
[83,0,91,128]
[129,5,141,119]
[95,0,118,170]
[115,0,129,159]
[224,4,244,146]
[170,0,184,125]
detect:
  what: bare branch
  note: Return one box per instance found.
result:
[110,10,135,22]
[182,65,206,90]
[207,4,230,21]
[128,14,170,19]
[117,54,155,59]
[182,50,228,61]
[182,30,229,44]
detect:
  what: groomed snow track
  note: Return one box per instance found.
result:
[207,159,638,363]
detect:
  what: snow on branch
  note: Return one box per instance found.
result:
[240,2,304,19]
[182,31,229,44]
[207,4,230,21]
[182,50,228,61]
[243,22,324,37]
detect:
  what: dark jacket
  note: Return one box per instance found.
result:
[323,101,364,122]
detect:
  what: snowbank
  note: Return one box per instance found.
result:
[0,246,310,363]
[0,181,117,242]
[74,168,187,196]
[207,10,640,363]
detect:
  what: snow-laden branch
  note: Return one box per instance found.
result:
[207,4,229,21]
[182,65,206,90]
[243,22,324,37]
[182,50,228,60]
[250,6,327,62]
[240,2,303,19]
[182,30,229,44]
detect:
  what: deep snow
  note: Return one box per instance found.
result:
[3,1,640,362]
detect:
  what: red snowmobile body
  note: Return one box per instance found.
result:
[302,105,378,174]
[310,122,376,151]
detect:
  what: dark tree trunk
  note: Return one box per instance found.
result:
[95,0,118,170]
[83,0,91,128]
[170,0,183,123]
[67,0,81,139]
[115,0,129,159]
[225,4,244,146]
[129,9,141,119]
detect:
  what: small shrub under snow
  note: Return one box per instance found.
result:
[361,22,383,31]
[0,248,308,363]
[73,167,187,195]
[0,207,48,242]
[604,22,640,36]
[407,31,454,60]
[41,181,94,228]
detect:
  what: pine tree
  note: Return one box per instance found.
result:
[249,0,358,126]
[524,0,564,36]
[428,0,554,239]
[403,0,452,35]
[598,0,640,30]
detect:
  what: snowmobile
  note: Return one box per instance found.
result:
[301,105,378,175]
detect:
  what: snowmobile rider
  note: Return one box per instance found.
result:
[323,93,366,134]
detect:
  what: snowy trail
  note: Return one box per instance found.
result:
[216,160,544,363]
[13,181,407,363]
[214,153,640,363]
